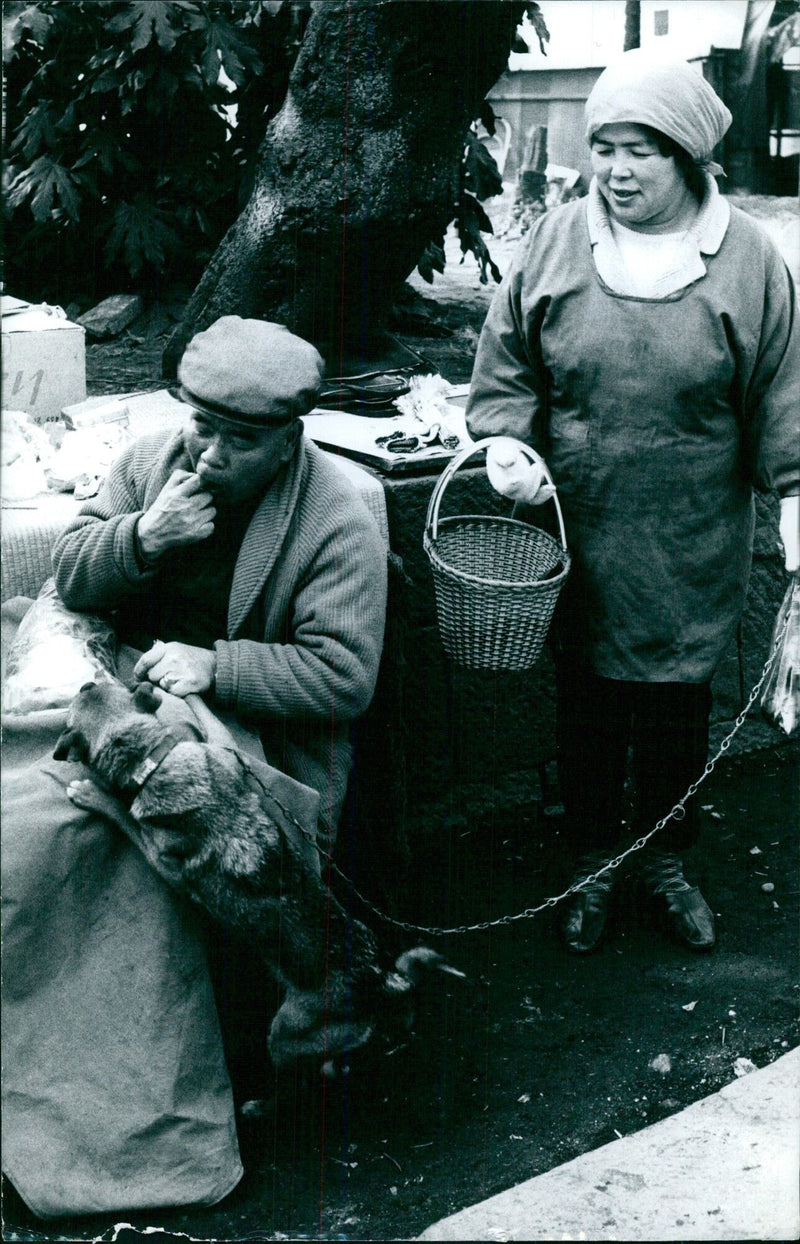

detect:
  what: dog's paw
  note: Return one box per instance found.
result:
[66,778,110,813]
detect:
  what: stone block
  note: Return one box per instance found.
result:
[346,604,557,899]
[395,623,556,802]
[77,294,143,339]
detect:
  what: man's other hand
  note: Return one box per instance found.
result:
[134,639,217,697]
[137,470,216,559]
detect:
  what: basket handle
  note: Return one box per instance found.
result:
[425,437,568,551]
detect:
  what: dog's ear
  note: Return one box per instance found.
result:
[132,682,160,713]
[53,728,89,763]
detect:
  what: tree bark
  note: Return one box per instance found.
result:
[725,0,776,192]
[166,0,525,374]
[623,1,641,51]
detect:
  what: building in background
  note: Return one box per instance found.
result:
[486,0,799,194]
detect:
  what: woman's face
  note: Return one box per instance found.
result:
[590,123,692,232]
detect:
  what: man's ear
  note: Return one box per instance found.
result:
[53,728,89,762]
[133,682,160,713]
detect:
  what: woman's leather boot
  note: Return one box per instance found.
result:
[561,852,616,953]
[640,849,715,950]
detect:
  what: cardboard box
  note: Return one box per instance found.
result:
[61,395,130,430]
[2,295,86,425]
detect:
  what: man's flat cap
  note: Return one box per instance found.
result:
[178,316,325,426]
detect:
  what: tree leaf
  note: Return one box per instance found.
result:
[54,102,77,136]
[202,15,263,88]
[11,102,57,161]
[2,2,53,65]
[151,2,180,52]
[459,189,493,235]
[478,100,496,136]
[455,193,501,286]
[91,67,125,94]
[464,131,503,201]
[107,2,178,55]
[73,130,127,176]
[106,5,143,36]
[417,251,434,284]
[415,237,447,285]
[34,160,82,223]
[525,2,550,56]
[102,196,180,277]
[179,4,209,33]
[7,155,82,223]
[429,242,446,273]
[4,0,296,299]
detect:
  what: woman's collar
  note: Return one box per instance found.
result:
[587,170,730,255]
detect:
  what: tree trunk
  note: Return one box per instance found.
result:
[166,0,525,374]
[726,0,777,192]
[623,1,641,51]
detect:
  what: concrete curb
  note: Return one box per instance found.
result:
[417,1047,799,1242]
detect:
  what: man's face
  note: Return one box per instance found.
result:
[183,410,299,505]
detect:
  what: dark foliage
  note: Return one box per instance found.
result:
[3,0,309,304]
[3,1,547,306]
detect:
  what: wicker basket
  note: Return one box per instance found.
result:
[423,438,571,671]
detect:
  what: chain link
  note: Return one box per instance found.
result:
[240,605,791,939]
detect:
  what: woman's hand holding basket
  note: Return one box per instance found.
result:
[486,438,557,506]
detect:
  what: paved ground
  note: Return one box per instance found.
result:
[419,1046,800,1242]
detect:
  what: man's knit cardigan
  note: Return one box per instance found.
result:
[52,430,388,839]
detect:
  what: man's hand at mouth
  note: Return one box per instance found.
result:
[136,470,216,560]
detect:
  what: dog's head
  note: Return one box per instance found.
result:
[53,678,161,764]
[267,946,465,1073]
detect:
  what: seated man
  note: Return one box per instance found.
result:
[52,315,388,843]
[2,318,387,1219]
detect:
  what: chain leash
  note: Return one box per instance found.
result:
[241,605,791,940]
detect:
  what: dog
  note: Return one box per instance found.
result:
[53,676,464,1072]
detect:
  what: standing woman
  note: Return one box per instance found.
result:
[467,50,799,954]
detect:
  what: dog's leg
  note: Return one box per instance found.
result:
[66,778,187,889]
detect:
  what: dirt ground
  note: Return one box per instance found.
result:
[3,194,798,1244]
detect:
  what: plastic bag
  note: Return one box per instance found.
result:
[1,408,55,500]
[45,421,134,495]
[760,573,800,738]
[2,578,117,715]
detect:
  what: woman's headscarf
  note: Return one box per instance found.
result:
[584,48,732,172]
